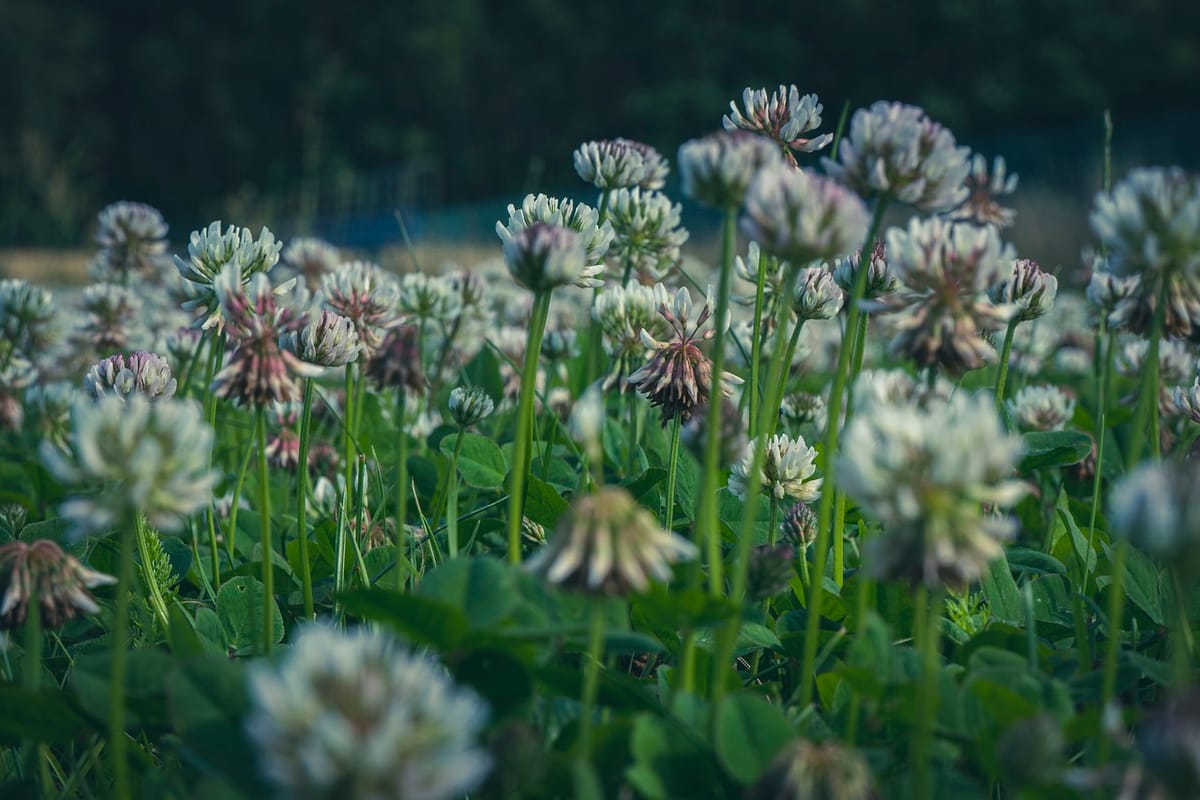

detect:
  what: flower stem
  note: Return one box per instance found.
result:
[256,407,274,656]
[225,440,254,566]
[799,199,889,709]
[202,331,225,585]
[109,515,135,800]
[994,316,1019,419]
[446,427,466,558]
[336,364,356,594]
[1098,539,1127,766]
[296,378,315,618]
[1129,277,1171,465]
[664,414,683,533]
[913,586,942,800]
[507,291,552,564]
[395,391,410,589]
[578,602,606,757]
[1171,565,1195,688]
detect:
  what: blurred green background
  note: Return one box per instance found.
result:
[1,0,1197,267]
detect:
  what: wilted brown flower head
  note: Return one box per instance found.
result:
[0,539,117,630]
[264,403,301,470]
[365,324,426,395]
[627,287,743,424]
[318,260,401,359]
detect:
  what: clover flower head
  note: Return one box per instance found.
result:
[1116,337,1196,385]
[25,381,80,449]
[990,258,1058,322]
[365,324,425,394]
[540,328,577,361]
[318,260,401,358]
[593,281,673,391]
[282,308,361,368]
[729,433,822,502]
[780,391,828,432]
[1173,378,1200,424]
[833,239,898,300]
[627,287,743,423]
[791,266,845,320]
[246,624,492,800]
[852,368,955,410]
[605,187,689,281]
[448,386,495,427]
[678,130,784,208]
[398,272,462,321]
[525,487,697,595]
[496,193,613,272]
[501,221,597,292]
[93,201,170,281]
[780,501,818,548]
[823,101,970,212]
[282,237,341,288]
[839,391,1027,590]
[742,164,870,266]
[950,154,1019,228]
[42,395,217,537]
[573,138,669,191]
[83,352,177,402]
[723,85,834,161]
[0,279,56,355]
[75,283,144,353]
[746,739,875,800]
[1109,460,1200,565]
[1090,166,1200,281]
[1008,385,1075,432]
[0,539,117,631]
[175,221,282,330]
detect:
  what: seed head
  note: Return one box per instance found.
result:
[0,539,117,630]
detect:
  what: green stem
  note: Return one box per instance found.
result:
[109,515,135,800]
[225,440,254,566]
[336,365,356,594]
[579,603,606,757]
[1130,277,1170,465]
[446,428,465,558]
[1171,566,1195,688]
[296,378,315,619]
[799,199,889,709]
[663,414,683,533]
[133,514,170,632]
[1098,541,1128,766]
[747,250,769,441]
[396,391,410,590]
[678,631,698,696]
[507,291,553,564]
[994,316,1019,419]
[256,407,274,656]
[833,310,870,588]
[913,587,942,800]
[202,331,225,585]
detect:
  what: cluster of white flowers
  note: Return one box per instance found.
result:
[283,308,362,368]
[991,258,1058,322]
[605,188,689,281]
[398,271,462,321]
[501,222,595,292]
[496,193,613,273]
[742,164,870,266]
[92,201,170,282]
[448,385,495,427]
[729,433,823,502]
[83,352,177,402]
[175,221,283,330]
[790,267,845,321]
[723,85,833,156]
[318,260,401,358]
[1109,461,1200,563]
[1007,385,1076,431]
[951,154,1019,228]
[678,130,783,208]
[573,138,669,191]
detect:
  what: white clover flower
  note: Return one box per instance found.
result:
[678,130,784,208]
[398,272,462,321]
[1109,461,1200,563]
[448,386,495,427]
[525,486,697,595]
[991,258,1058,322]
[318,260,401,358]
[742,164,870,266]
[175,221,284,330]
[950,154,1019,228]
[823,101,970,212]
[0,539,117,631]
[247,624,492,800]
[722,85,833,160]
[282,308,361,368]
[1008,385,1075,432]
[25,381,80,449]
[496,193,614,273]
[93,201,170,281]
[502,222,597,292]
[1115,337,1196,385]
[42,395,217,537]
[833,239,898,301]
[1173,378,1200,423]
[605,187,689,281]
[567,384,604,458]
[780,391,828,432]
[282,237,341,288]
[884,217,1016,374]
[839,392,1027,589]
[791,267,845,320]
[573,138,669,191]
[851,368,955,410]
[83,352,177,402]
[592,281,672,391]
[729,433,822,502]
[0,279,56,356]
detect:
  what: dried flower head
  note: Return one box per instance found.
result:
[990,258,1058,322]
[502,222,597,292]
[593,281,672,392]
[83,352,177,402]
[729,433,823,502]
[884,218,1016,374]
[1109,460,1200,569]
[723,85,834,162]
[525,487,697,595]
[365,324,426,395]
[839,392,1027,590]
[0,539,117,630]
[246,624,492,800]
[175,221,283,330]
[93,201,170,282]
[605,188,689,281]
[791,266,845,320]
[448,386,495,427]
[746,739,875,800]
[282,237,341,289]
[318,260,400,358]
[282,308,361,368]
[678,130,784,208]
[823,101,970,212]
[833,239,898,301]
[1008,385,1076,432]
[950,154,1019,228]
[42,395,217,537]
[780,502,819,548]
[627,287,743,424]
[573,138,669,191]
[742,165,870,266]
[496,193,613,274]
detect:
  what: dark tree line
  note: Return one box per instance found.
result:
[1,0,1197,245]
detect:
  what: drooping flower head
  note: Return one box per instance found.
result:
[83,352,177,402]
[627,287,743,424]
[213,265,320,407]
[723,85,834,163]
[573,138,669,191]
[729,433,823,503]
[0,539,117,630]
[93,201,170,282]
[175,221,283,330]
[282,308,361,368]
[496,193,614,275]
[264,402,301,470]
[318,260,400,359]
[823,101,971,212]
[839,391,1027,590]
[42,394,217,537]
[1008,385,1076,432]
[593,281,673,392]
[742,165,870,266]
[605,187,689,281]
[501,222,596,292]
[246,624,492,800]
[678,130,784,208]
[990,257,1058,322]
[883,217,1016,374]
[525,486,697,595]
[950,154,1019,228]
